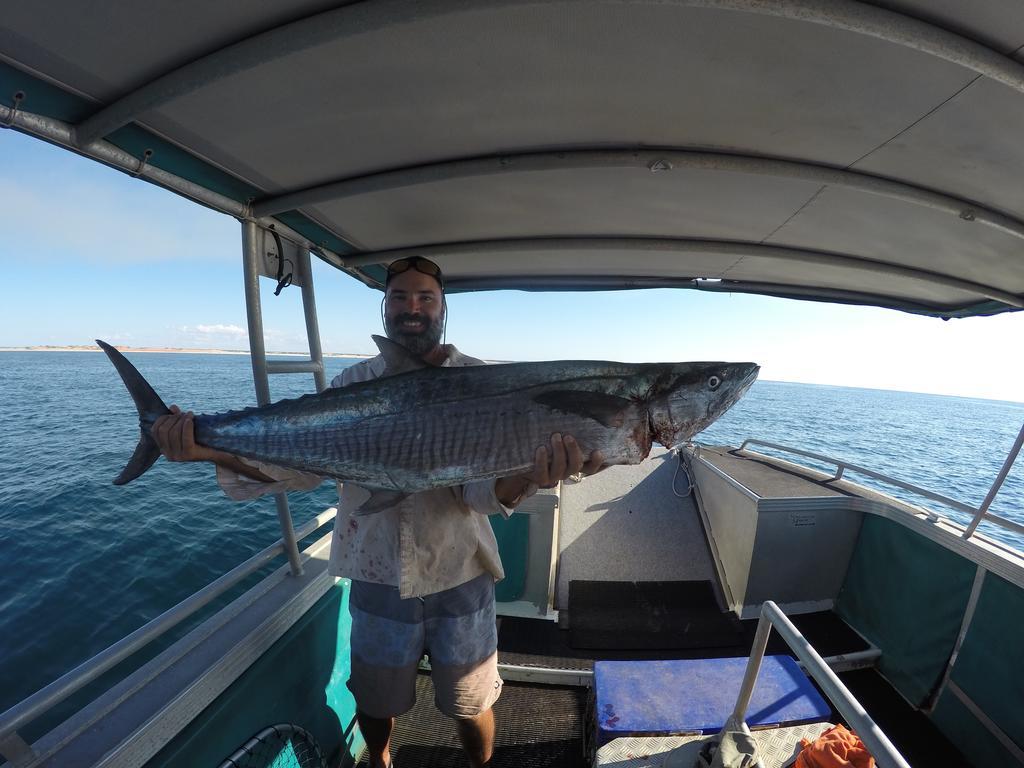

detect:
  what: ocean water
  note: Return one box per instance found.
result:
[1,351,1022,739]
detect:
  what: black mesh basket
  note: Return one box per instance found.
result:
[218,723,326,768]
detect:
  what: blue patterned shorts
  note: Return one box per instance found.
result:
[348,572,502,719]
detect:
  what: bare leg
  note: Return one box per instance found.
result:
[357,710,394,768]
[454,706,495,768]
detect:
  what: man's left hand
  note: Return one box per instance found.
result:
[495,433,605,507]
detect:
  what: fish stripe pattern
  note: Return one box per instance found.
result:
[97,336,758,509]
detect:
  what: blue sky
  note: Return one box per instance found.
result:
[2,129,1022,402]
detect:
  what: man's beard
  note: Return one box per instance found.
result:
[385,310,444,356]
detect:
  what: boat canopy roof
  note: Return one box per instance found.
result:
[3,1,1024,318]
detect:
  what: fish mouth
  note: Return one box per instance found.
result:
[737,363,760,392]
[716,363,759,413]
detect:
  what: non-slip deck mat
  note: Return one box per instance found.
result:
[568,580,743,650]
[498,611,870,668]
[355,674,586,768]
[594,723,834,768]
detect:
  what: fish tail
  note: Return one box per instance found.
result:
[96,339,171,485]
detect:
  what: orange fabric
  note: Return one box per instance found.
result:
[794,724,876,768]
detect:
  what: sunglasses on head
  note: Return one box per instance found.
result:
[386,256,444,287]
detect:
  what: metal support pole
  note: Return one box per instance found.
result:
[0,507,335,748]
[298,247,329,393]
[732,602,910,768]
[964,421,1024,538]
[731,612,772,723]
[241,220,304,577]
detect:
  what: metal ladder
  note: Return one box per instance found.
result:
[240,220,329,576]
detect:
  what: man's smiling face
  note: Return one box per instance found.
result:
[383,268,445,357]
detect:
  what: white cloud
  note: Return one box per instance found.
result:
[262,328,312,351]
[195,324,247,337]
[171,323,250,349]
[167,323,313,352]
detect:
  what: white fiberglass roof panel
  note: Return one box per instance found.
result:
[3,1,1024,316]
[853,77,1024,220]
[766,187,1024,293]
[0,1,350,102]
[142,2,976,193]
[306,167,824,251]
[722,253,981,306]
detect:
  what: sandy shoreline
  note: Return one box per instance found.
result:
[0,345,374,359]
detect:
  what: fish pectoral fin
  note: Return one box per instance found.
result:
[533,390,632,428]
[353,488,410,515]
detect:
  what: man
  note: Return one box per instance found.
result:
[151,256,603,768]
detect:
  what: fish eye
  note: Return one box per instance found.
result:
[708,376,721,390]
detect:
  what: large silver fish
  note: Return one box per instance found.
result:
[99,337,757,509]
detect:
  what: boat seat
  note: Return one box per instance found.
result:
[590,656,831,749]
[594,722,834,767]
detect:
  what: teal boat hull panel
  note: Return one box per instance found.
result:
[930,690,1021,768]
[145,581,363,768]
[943,571,1024,759]
[837,513,1024,765]
[490,514,529,603]
[835,515,976,706]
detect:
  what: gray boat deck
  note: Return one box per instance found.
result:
[353,674,587,768]
[351,449,973,767]
[555,450,721,611]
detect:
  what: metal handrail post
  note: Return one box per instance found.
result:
[241,220,304,577]
[731,609,772,722]
[242,221,272,404]
[963,421,1024,538]
[738,439,978,516]
[730,602,910,768]
[298,247,328,393]
[0,508,335,747]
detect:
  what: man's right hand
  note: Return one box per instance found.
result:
[151,405,218,463]
[151,405,277,483]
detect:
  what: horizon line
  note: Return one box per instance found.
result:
[2,344,1022,405]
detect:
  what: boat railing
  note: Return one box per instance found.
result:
[733,600,910,768]
[0,507,337,759]
[241,220,330,579]
[738,427,1024,542]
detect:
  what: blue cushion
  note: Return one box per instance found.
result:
[593,655,831,744]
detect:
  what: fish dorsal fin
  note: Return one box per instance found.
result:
[353,488,410,515]
[371,334,431,375]
[533,390,632,428]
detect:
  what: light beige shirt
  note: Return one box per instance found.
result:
[217,344,524,598]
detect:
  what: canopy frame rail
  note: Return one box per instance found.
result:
[253,148,1024,246]
[343,238,1024,311]
[0,509,338,767]
[737,437,1024,541]
[69,0,1024,148]
[963,421,1024,538]
[733,600,910,768]
[241,220,330,577]
[0,102,369,284]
